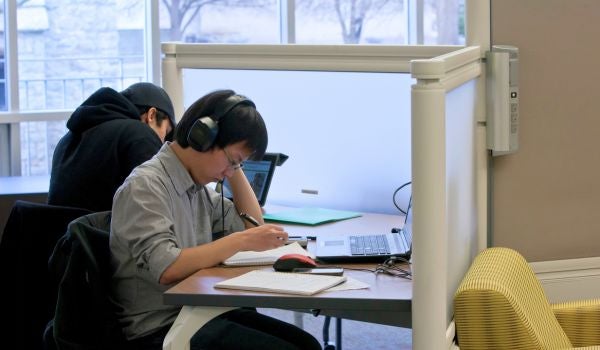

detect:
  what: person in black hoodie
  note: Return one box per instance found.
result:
[48,82,176,212]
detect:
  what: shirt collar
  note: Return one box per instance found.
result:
[158,142,202,195]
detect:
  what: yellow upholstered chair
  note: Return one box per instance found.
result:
[454,247,600,350]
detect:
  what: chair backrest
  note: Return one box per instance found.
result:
[0,200,90,350]
[454,247,572,350]
[47,211,126,350]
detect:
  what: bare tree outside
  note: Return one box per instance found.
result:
[427,0,462,44]
[161,0,273,41]
[297,0,404,44]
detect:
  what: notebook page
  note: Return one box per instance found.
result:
[223,242,309,266]
[214,270,347,295]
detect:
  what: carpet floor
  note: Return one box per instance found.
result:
[259,308,412,349]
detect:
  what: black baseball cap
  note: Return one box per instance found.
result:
[120,82,176,132]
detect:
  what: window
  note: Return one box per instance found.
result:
[158,0,464,45]
[295,0,406,44]
[1,0,464,177]
[159,0,280,43]
[5,0,147,175]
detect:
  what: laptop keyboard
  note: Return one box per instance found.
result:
[349,234,391,256]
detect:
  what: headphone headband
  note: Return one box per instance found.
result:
[187,94,255,152]
[212,94,255,121]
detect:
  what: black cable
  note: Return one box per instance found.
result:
[383,256,410,265]
[344,257,412,280]
[392,181,412,214]
[220,180,225,235]
[343,267,381,273]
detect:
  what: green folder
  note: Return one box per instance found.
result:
[263,207,362,226]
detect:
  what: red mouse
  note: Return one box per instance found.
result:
[273,254,317,272]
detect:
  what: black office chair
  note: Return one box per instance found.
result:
[0,200,91,350]
[45,211,127,350]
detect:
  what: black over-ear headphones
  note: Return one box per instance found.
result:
[187,94,256,152]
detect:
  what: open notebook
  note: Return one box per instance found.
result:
[215,270,347,295]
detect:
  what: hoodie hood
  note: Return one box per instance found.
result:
[67,87,141,134]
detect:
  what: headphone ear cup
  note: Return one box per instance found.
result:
[187,117,218,152]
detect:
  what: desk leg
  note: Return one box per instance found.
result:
[336,317,342,350]
[162,306,236,350]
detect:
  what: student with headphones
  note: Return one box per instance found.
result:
[110,90,321,350]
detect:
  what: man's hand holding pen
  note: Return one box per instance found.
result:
[237,212,288,250]
[239,212,315,248]
[235,224,288,250]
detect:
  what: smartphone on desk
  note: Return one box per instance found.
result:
[292,267,344,276]
[285,236,308,247]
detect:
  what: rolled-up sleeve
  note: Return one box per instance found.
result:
[112,175,181,283]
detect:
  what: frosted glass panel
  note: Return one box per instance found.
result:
[445,79,478,323]
[182,69,412,214]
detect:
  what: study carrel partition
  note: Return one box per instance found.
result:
[411,46,486,349]
[161,42,486,350]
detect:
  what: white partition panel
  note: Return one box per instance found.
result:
[446,80,480,312]
[161,44,461,216]
[411,47,483,349]
[177,69,414,214]
[161,43,486,350]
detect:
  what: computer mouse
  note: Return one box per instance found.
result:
[273,254,317,272]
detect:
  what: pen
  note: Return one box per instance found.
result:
[239,212,260,227]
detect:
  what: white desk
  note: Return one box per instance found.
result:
[0,175,50,195]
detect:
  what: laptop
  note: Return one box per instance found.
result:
[315,198,412,263]
[219,153,279,207]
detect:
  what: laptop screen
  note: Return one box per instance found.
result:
[220,153,278,206]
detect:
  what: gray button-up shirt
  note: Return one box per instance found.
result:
[110,142,244,339]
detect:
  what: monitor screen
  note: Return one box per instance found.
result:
[221,153,278,206]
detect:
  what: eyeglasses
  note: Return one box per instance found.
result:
[223,147,243,170]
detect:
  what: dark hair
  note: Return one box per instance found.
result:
[137,106,173,141]
[137,106,170,126]
[174,89,268,160]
